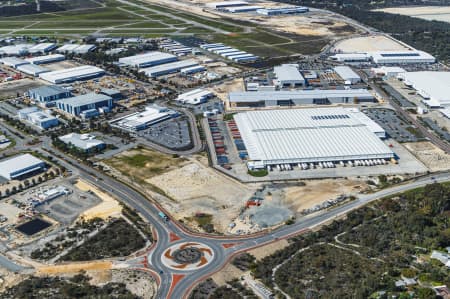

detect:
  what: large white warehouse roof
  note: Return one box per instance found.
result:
[0,153,46,180]
[398,72,450,108]
[119,52,177,68]
[39,65,105,84]
[234,108,393,166]
[370,50,435,64]
[26,54,65,65]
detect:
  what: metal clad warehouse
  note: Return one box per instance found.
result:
[234,108,393,167]
[228,89,374,108]
[39,66,105,84]
[0,154,46,180]
[118,52,178,68]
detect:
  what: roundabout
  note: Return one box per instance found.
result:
[161,242,214,271]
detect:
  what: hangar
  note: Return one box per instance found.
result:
[0,154,46,180]
[234,108,394,168]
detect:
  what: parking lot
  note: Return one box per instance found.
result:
[137,117,192,150]
[363,108,424,142]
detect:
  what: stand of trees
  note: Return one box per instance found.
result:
[252,183,450,298]
[0,274,138,299]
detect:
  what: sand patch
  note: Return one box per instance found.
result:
[75,180,122,220]
[334,35,409,52]
[147,161,256,232]
[403,141,450,172]
[37,261,112,275]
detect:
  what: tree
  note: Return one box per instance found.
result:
[416,288,436,299]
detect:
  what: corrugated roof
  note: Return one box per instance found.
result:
[57,93,112,107]
[234,107,393,163]
[0,154,44,179]
[28,85,69,97]
[229,89,373,102]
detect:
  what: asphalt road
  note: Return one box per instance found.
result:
[43,144,450,299]
[1,120,449,297]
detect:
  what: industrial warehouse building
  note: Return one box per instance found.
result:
[25,54,65,65]
[234,108,393,168]
[273,64,305,87]
[0,57,29,68]
[58,133,106,153]
[56,93,113,117]
[206,1,248,9]
[256,6,309,15]
[0,154,46,180]
[330,50,435,64]
[27,85,72,106]
[119,52,178,68]
[139,59,199,77]
[200,43,258,63]
[17,107,58,129]
[398,72,450,112]
[370,50,435,64]
[0,43,56,56]
[39,66,105,84]
[17,64,50,77]
[56,44,95,54]
[371,66,405,78]
[111,105,178,131]
[333,66,361,84]
[176,88,214,105]
[228,89,375,108]
[330,53,371,63]
[224,5,262,12]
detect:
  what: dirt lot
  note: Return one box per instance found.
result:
[75,180,122,220]
[283,179,368,214]
[0,78,42,98]
[375,6,450,23]
[333,35,409,52]
[403,141,450,172]
[248,239,290,260]
[213,78,244,109]
[147,160,257,232]
[105,147,188,181]
[250,14,356,36]
[37,261,112,275]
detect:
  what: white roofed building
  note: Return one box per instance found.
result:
[0,154,46,180]
[273,64,305,87]
[110,105,179,131]
[228,89,375,108]
[397,72,450,109]
[25,54,65,65]
[17,64,50,76]
[176,88,214,105]
[234,107,393,168]
[118,52,178,68]
[334,66,361,84]
[39,66,105,84]
[58,133,106,153]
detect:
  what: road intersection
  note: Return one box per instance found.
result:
[45,147,450,298]
[1,119,449,298]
